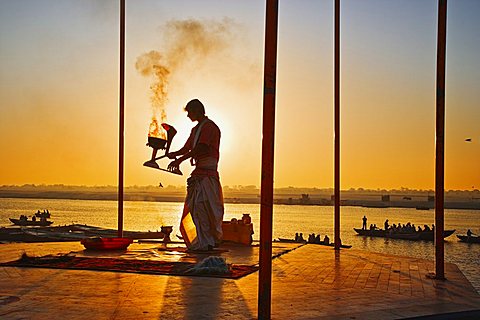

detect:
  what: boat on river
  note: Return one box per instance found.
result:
[353,228,455,241]
[276,238,352,248]
[0,224,172,243]
[457,235,480,243]
[9,218,53,227]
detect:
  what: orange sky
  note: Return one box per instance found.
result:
[0,0,479,190]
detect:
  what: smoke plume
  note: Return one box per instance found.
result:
[136,18,235,138]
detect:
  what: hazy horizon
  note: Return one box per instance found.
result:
[1,183,479,194]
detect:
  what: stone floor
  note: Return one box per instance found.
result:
[0,241,479,319]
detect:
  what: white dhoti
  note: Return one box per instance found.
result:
[179,175,224,251]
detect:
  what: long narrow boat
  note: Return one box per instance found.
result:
[9,218,53,226]
[275,238,352,248]
[353,228,455,241]
[0,224,171,243]
[457,235,480,243]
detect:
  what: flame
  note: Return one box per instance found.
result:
[148,119,167,139]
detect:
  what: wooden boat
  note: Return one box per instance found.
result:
[9,218,53,227]
[354,228,455,241]
[457,235,480,243]
[81,237,133,250]
[0,224,171,243]
[275,238,352,248]
[277,238,299,243]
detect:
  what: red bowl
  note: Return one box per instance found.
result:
[81,237,133,250]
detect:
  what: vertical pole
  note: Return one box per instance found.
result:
[118,0,125,238]
[334,0,341,250]
[435,0,447,280]
[258,0,279,319]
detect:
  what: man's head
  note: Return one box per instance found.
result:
[184,99,205,122]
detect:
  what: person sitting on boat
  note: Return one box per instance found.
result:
[431,224,435,232]
[373,224,378,230]
[323,235,330,245]
[384,219,389,231]
[418,225,422,232]
[308,233,315,243]
[32,216,36,222]
[369,224,374,231]
[20,215,27,221]
[298,233,305,242]
[362,215,367,230]
[467,229,473,238]
[295,232,300,242]
[411,224,416,232]
[424,224,430,231]
[315,234,321,244]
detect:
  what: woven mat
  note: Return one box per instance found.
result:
[0,254,258,279]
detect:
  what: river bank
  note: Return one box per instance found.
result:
[1,190,479,210]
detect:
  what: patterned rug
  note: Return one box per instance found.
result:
[0,254,258,279]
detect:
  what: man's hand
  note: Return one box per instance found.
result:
[167,158,183,172]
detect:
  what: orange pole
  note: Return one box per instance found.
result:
[435,0,447,280]
[334,0,341,250]
[258,0,279,319]
[117,0,125,238]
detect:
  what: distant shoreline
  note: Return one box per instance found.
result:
[1,191,479,210]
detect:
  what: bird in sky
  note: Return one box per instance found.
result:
[159,182,163,188]
[465,138,472,142]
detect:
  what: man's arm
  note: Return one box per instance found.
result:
[167,134,193,158]
[167,143,209,172]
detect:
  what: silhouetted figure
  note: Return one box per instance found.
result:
[166,99,223,251]
[424,224,430,231]
[362,215,368,230]
[323,235,330,245]
[308,233,315,243]
[32,216,36,222]
[295,232,300,242]
[467,229,473,237]
[298,233,305,242]
[384,219,389,231]
[418,226,422,232]
[315,234,321,244]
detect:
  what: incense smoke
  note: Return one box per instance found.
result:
[136,18,236,137]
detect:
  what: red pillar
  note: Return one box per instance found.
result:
[258,0,279,319]
[435,0,447,280]
[117,0,125,238]
[334,0,341,250]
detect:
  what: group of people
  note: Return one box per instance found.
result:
[384,220,435,233]
[35,209,50,219]
[19,214,47,222]
[362,215,435,233]
[295,232,330,245]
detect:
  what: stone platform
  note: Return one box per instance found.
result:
[0,242,479,319]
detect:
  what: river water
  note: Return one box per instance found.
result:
[1,198,479,292]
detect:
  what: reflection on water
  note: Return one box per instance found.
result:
[0,198,478,292]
